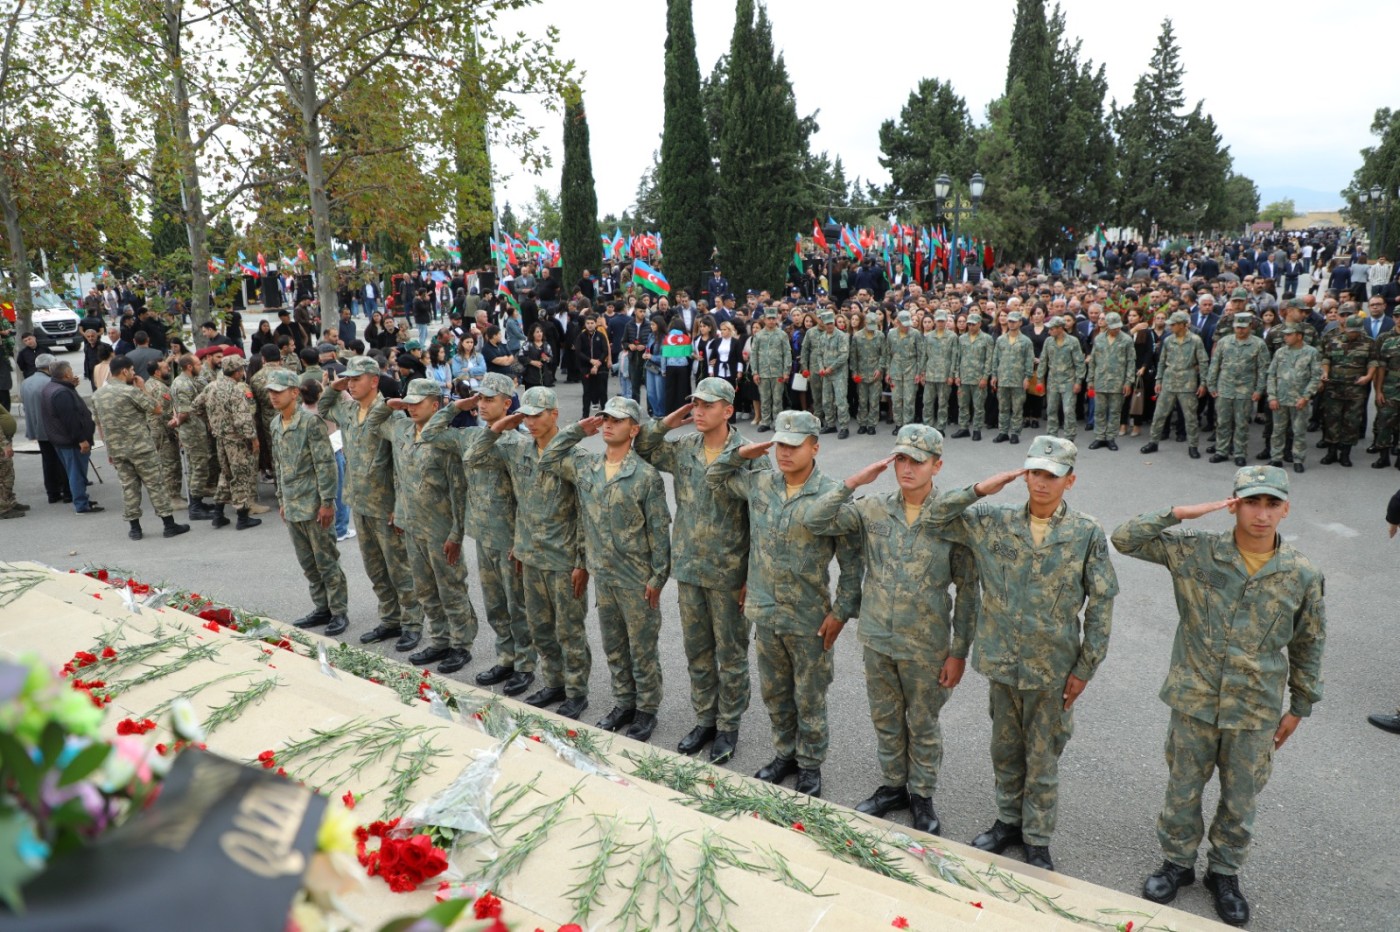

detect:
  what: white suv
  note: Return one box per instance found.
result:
[1,274,82,352]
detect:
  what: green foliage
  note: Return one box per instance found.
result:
[876,78,975,223]
[521,186,562,241]
[1208,172,1261,232]
[1344,108,1400,258]
[658,0,715,296]
[560,89,602,286]
[148,120,187,262]
[88,97,150,278]
[1260,198,1300,229]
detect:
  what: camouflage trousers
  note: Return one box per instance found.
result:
[1319,385,1367,445]
[596,581,663,715]
[152,428,183,501]
[1093,389,1126,441]
[1043,386,1076,439]
[890,376,918,428]
[355,513,420,633]
[997,386,1027,436]
[754,625,833,769]
[678,583,750,731]
[923,381,953,431]
[478,542,532,672]
[0,451,14,510]
[1157,711,1274,876]
[286,518,348,614]
[178,423,217,499]
[988,681,1073,846]
[757,378,785,428]
[1150,390,1200,446]
[405,532,477,650]
[958,382,987,430]
[1269,404,1310,463]
[1374,392,1400,448]
[1213,397,1253,457]
[855,379,881,428]
[111,454,175,521]
[864,646,950,798]
[816,368,850,429]
[521,563,591,699]
[213,435,257,508]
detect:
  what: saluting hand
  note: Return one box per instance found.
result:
[662,403,693,430]
[736,441,774,460]
[972,468,1026,498]
[453,394,480,412]
[1172,498,1238,521]
[385,398,409,411]
[845,455,894,490]
[577,415,604,436]
[491,411,526,433]
[330,376,349,392]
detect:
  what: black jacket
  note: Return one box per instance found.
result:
[41,379,94,447]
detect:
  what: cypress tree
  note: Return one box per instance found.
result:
[658,0,714,298]
[559,86,601,293]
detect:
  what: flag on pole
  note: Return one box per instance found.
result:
[793,234,804,274]
[1094,225,1108,248]
[812,220,828,251]
[632,260,670,295]
[661,329,692,358]
[256,252,268,275]
[497,283,520,314]
[296,247,309,265]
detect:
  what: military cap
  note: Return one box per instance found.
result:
[772,410,821,446]
[404,340,422,352]
[865,312,880,331]
[601,396,644,423]
[892,424,944,463]
[518,386,557,415]
[1233,464,1288,501]
[967,312,983,325]
[897,310,912,326]
[402,378,442,404]
[818,310,835,325]
[1230,287,1250,301]
[1047,316,1065,328]
[934,310,949,322]
[690,377,735,405]
[1105,312,1123,330]
[344,356,381,377]
[477,373,516,397]
[264,368,301,391]
[746,289,758,296]
[221,356,246,374]
[34,353,57,369]
[817,287,828,296]
[1007,310,1024,324]
[1233,312,1255,328]
[1280,322,1303,335]
[764,306,779,318]
[1168,311,1190,326]
[196,345,226,360]
[1284,297,1308,311]
[315,342,336,355]
[1344,314,1365,330]
[1023,434,1077,477]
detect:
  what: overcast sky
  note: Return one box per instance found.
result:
[491,0,1387,221]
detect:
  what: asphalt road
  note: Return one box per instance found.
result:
[5,326,1398,930]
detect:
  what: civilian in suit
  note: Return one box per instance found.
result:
[1190,294,1222,354]
[1364,297,1396,340]
[1282,256,1306,298]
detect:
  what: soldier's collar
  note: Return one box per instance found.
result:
[1216,530,1285,575]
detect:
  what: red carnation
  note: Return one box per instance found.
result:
[853,374,863,383]
[101,646,117,659]
[474,892,504,920]
[892,919,909,929]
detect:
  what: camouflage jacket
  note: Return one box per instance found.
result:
[992,333,1035,385]
[1368,331,1400,391]
[142,375,177,441]
[804,329,850,374]
[956,332,994,382]
[1322,330,1373,380]
[195,377,257,441]
[706,453,862,632]
[1111,509,1326,729]
[377,413,465,545]
[541,424,671,591]
[748,328,792,379]
[1087,332,1136,393]
[249,365,279,425]
[317,392,397,519]
[1156,332,1209,392]
[885,328,923,379]
[91,381,156,458]
[464,427,584,572]
[1206,334,1269,399]
[1036,334,1085,389]
[1266,344,1322,404]
[270,406,338,521]
[805,486,978,662]
[418,407,519,552]
[848,330,887,378]
[922,330,960,382]
[920,487,1118,690]
[1265,323,1318,356]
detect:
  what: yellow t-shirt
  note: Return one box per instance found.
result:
[703,446,724,465]
[604,460,622,481]
[785,482,804,499]
[903,501,921,526]
[1240,546,1276,576]
[1029,513,1051,546]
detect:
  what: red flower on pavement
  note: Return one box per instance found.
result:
[257,750,277,769]
[101,646,117,659]
[342,791,356,810]
[473,892,503,920]
[155,743,169,756]
[791,822,805,832]
[970,902,983,909]
[558,925,584,932]
[116,717,157,736]
[891,918,909,929]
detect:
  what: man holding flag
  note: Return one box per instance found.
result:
[661,324,693,415]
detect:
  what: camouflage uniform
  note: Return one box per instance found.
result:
[542,420,671,715]
[993,331,1035,437]
[1206,329,1268,458]
[91,380,175,521]
[1261,321,1318,454]
[1111,495,1325,876]
[319,388,422,635]
[805,325,850,431]
[707,429,862,770]
[195,364,259,509]
[886,325,923,428]
[956,330,994,431]
[1319,319,1373,446]
[848,324,887,430]
[1037,330,1085,440]
[465,419,591,699]
[635,411,766,732]
[922,327,960,431]
[921,484,1118,846]
[805,481,978,797]
[172,371,217,500]
[1369,330,1400,449]
[0,406,16,514]
[270,400,349,615]
[1266,338,1323,464]
[143,375,184,501]
[1087,327,1136,442]
[1150,330,1210,447]
[748,323,792,429]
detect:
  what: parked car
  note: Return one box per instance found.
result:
[1,273,82,352]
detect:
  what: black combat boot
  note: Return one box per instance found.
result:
[235,508,262,529]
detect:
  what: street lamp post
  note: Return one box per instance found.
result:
[933,172,985,284]
[1369,184,1384,258]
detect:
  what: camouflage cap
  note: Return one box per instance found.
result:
[1105,312,1123,330]
[1280,322,1303,335]
[601,396,644,423]
[404,340,422,351]
[517,386,558,415]
[264,368,301,391]
[934,310,949,322]
[402,378,442,404]
[477,372,516,397]
[772,409,821,446]
[221,356,246,374]
[892,424,943,463]
[344,355,381,377]
[1023,434,1077,477]
[1007,310,1024,324]
[1168,310,1190,326]
[1047,316,1065,328]
[818,310,835,325]
[864,312,880,330]
[966,312,983,325]
[1233,464,1288,501]
[690,376,735,405]
[764,306,779,318]
[1230,287,1250,301]
[1284,297,1308,311]
[1233,312,1255,328]
[1344,315,1365,330]
[896,310,912,326]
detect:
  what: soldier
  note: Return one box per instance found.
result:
[803,425,978,834]
[1258,300,1319,461]
[1264,324,1323,473]
[636,377,767,763]
[1318,313,1374,467]
[264,368,350,637]
[918,437,1118,871]
[748,307,791,433]
[89,356,191,541]
[1037,316,1085,442]
[952,312,993,441]
[1141,311,1209,459]
[142,356,184,507]
[848,311,886,435]
[318,356,424,653]
[193,356,263,530]
[465,387,591,711]
[169,354,218,519]
[886,311,923,434]
[380,379,477,674]
[805,310,850,439]
[1368,323,1400,468]
[1112,466,1326,928]
[1206,312,1269,467]
[1086,312,1135,451]
[922,310,959,432]
[0,401,23,519]
[249,344,282,477]
[706,410,861,798]
[990,311,1033,444]
[541,397,672,736]
[419,373,535,689]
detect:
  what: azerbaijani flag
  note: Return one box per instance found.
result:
[497,283,520,313]
[812,220,828,251]
[1094,225,1108,248]
[793,234,804,274]
[661,329,692,358]
[632,259,670,295]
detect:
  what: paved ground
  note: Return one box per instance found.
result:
[6,319,1399,930]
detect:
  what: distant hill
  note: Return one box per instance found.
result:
[1258,186,1342,213]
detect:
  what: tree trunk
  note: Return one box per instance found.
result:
[163,0,212,346]
[299,20,339,333]
[0,153,34,335]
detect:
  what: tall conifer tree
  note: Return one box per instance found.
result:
[560,86,601,292]
[658,0,714,297]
